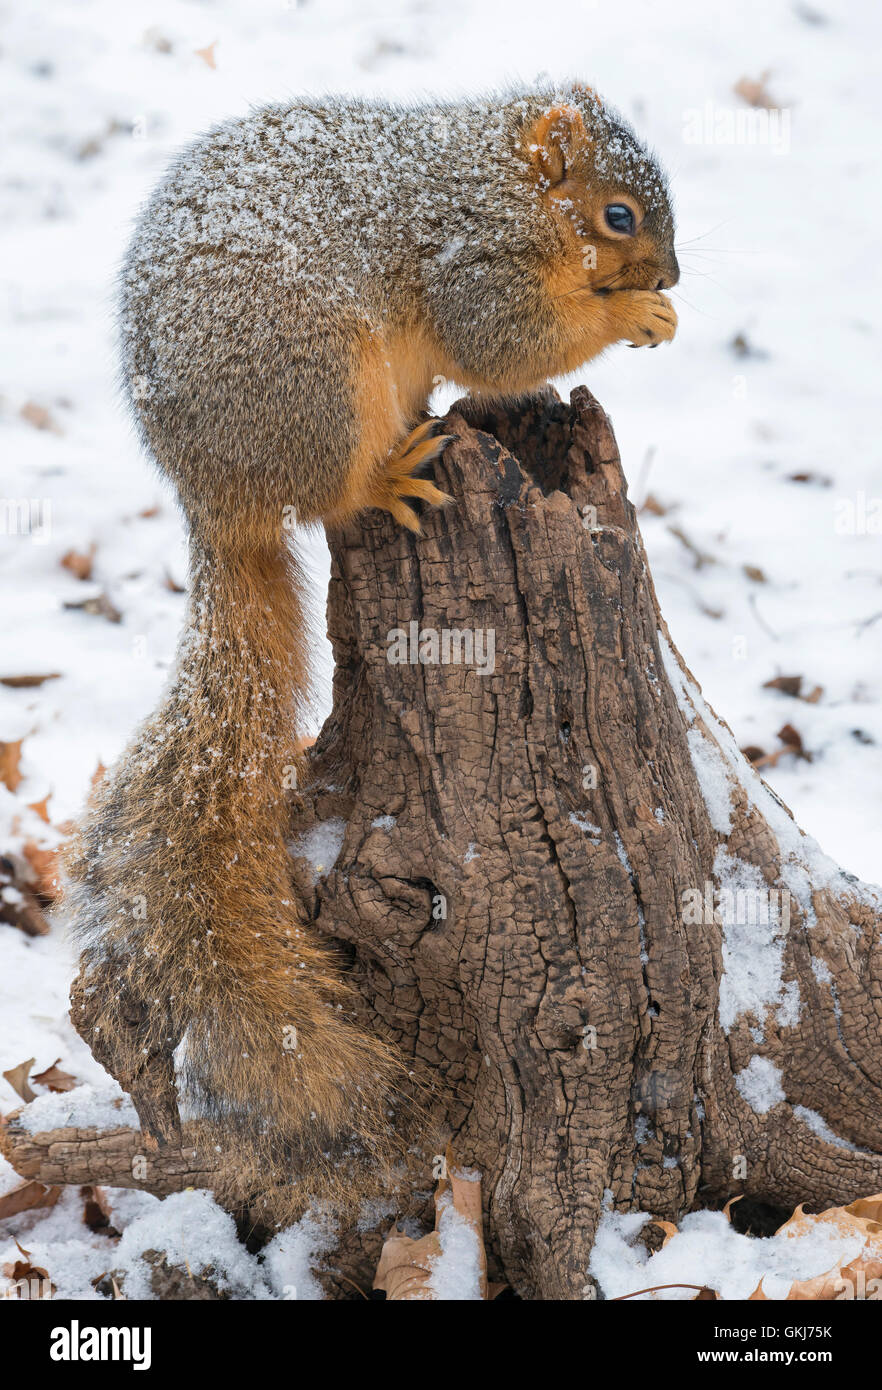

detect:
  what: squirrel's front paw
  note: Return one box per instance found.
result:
[614,290,678,348]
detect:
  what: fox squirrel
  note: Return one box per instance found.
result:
[65,83,678,1207]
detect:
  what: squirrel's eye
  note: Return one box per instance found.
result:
[604,203,636,235]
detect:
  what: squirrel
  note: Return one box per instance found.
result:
[65,82,678,1210]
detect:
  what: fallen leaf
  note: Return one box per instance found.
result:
[19,401,62,434]
[741,745,766,765]
[653,1220,680,1248]
[0,674,61,689]
[0,741,23,793]
[749,1194,882,1300]
[194,41,217,68]
[91,762,107,789]
[27,794,51,824]
[81,1185,120,1237]
[3,1246,56,1298]
[63,592,122,624]
[777,722,811,761]
[60,546,96,582]
[734,71,780,109]
[0,857,50,935]
[32,1059,77,1093]
[0,1181,61,1221]
[723,1195,744,1222]
[374,1155,487,1301]
[21,841,63,900]
[763,675,824,704]
[2,1059,36,1104]
[163,569,186,594]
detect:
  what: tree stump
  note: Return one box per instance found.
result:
[3,385,881,1300]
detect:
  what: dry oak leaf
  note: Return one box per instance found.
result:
[32,1059,77,1093]
[374,1162,488,1301]
[0,1181,61,1221]
[2,1059,37,1104]
[81,1185,119,1237]
[21,840,63,900]
[750,1195,882,1301]
[0,741,23,793]
[3,1241,56,1298]
[60,546,96,582]
[0,674,61,689]
[0,855,51,935]
[19,401,62,434]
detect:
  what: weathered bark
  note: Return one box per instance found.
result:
[0,1113,223,1196]
[3,385,881,1300]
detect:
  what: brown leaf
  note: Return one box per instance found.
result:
[81,1185,119,1237]
[374,1155,488,1300]
[90,762,107,789]
[733,71,779,109]
[723,1195,744,1222]
[3,1249,56,1298]
[763,675,824,705]
[63,592,122,624]
[777,723,811,761]
[19,401,62,434]
[0,740,23,793]
[163,569,186,594]
[2,1059,36,1104]
[764,675,804,698]
[60,546,96,582]
[21,841,63,901]
[27,794,51,824]
[653,1220,680,1248]
[741,745,767,765]
[0,855,51,935]
[0,1181,61,1220]
[194,41,217,68]
[777,1196,882,1299]
[0,674,61,689]
[694,1285,720,1300]
[32,1059,77,1093]
[744,565,766,584]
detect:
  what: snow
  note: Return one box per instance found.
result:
[733,1055,786,1114]
[17,1083,138,1135]
[289,817,347,882]
[426,1193,484,1301]
[112,1191,271,1300]
[1,0,880,1303]
[261,1213,338,1301]
[714,847,798,1034]
[685,728,734,833]
[590,1205,867,1302]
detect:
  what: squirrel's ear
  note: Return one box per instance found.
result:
[527,104,588,186]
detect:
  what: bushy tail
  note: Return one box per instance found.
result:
[65,527,404,1209]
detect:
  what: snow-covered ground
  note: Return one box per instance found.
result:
[1,0,880,1299]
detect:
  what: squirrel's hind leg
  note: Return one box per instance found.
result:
[326,336,453,534]
[368,421,454,533]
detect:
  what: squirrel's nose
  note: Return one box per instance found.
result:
[655,255,680,290]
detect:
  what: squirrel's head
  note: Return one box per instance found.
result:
[522,88,679,293]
